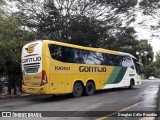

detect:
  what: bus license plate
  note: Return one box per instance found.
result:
[29,88,34,91]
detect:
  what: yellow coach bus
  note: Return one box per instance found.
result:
[21,40,141,97]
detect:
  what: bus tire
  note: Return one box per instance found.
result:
[72,82,83,98]
[129,80,134,89]
[85,81,95,96]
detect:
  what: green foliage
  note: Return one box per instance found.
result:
[154,52,160,77]
[144,62,157,78]
[15,0,112,46]
[135,40,153,66]
[0,10,30,77]
[155,52,160,68]
[144,51,160,78]
[14,0,154,68]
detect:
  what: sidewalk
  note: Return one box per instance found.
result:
[0,94,31,100]
[157,85,160,120]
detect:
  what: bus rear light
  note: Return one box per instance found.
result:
[22,80,24,85]
[41,70,48,86]
[22,74,25,86]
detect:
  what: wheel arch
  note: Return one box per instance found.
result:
[130,78,135,85]
[73,80,85,90]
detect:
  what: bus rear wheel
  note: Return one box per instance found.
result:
[85,81,95,96]
[72,82,83,98]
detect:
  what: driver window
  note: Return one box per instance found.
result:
[122,56,134,69]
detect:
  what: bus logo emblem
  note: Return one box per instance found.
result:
[25,43,38,54]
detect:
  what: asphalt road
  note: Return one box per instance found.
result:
[0,79,160,120]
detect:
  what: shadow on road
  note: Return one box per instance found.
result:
[95,87,139,95]
[29,87,139,103]
[29,94,72,103]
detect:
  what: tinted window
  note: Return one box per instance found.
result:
[64,47,75,63]
[102,54,122,66]
[48,44,133,67]
[74,49,85,64]
[85,51,95,64]
[48,44,63,61]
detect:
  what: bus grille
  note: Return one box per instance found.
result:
[23,63,40,69]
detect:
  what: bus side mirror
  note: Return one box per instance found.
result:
[131,66,134,69]
[136,62,143,74]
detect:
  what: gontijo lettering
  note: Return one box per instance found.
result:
[79,66,106,72]
[22,56,41,63]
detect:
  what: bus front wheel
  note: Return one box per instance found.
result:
[73,82,83,98]
[129,80,134,89]
[85,81,95,96]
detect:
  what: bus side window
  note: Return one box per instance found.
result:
[114,56,122,66]
[48,44,62,61]
[64,47,75,63]
[74,49,84,64]
[101,54,122,66]
[85,51,93,64]
[107,54,114,66]
[94,52,103,65]
[102,53,111,65]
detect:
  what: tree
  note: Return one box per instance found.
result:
[0,1,31,94]
[14,0,141,46]
[14,0,154,61]
[154,51,160,77]
[144,51,160,78]
[139,0,160,15]
[135,40,153,66]
[155,51,160,68]
[144,62,157,78]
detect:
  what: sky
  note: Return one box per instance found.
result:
[129,0,160,55]
[133,12,160,54]
[150,40,160,53]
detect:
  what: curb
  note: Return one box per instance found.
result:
[157,84,160,120]
[0,94,31,100]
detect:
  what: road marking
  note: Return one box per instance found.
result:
[96,101,143,120]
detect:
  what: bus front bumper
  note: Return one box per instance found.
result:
[22,85,49,94]
[135,80,141,85]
